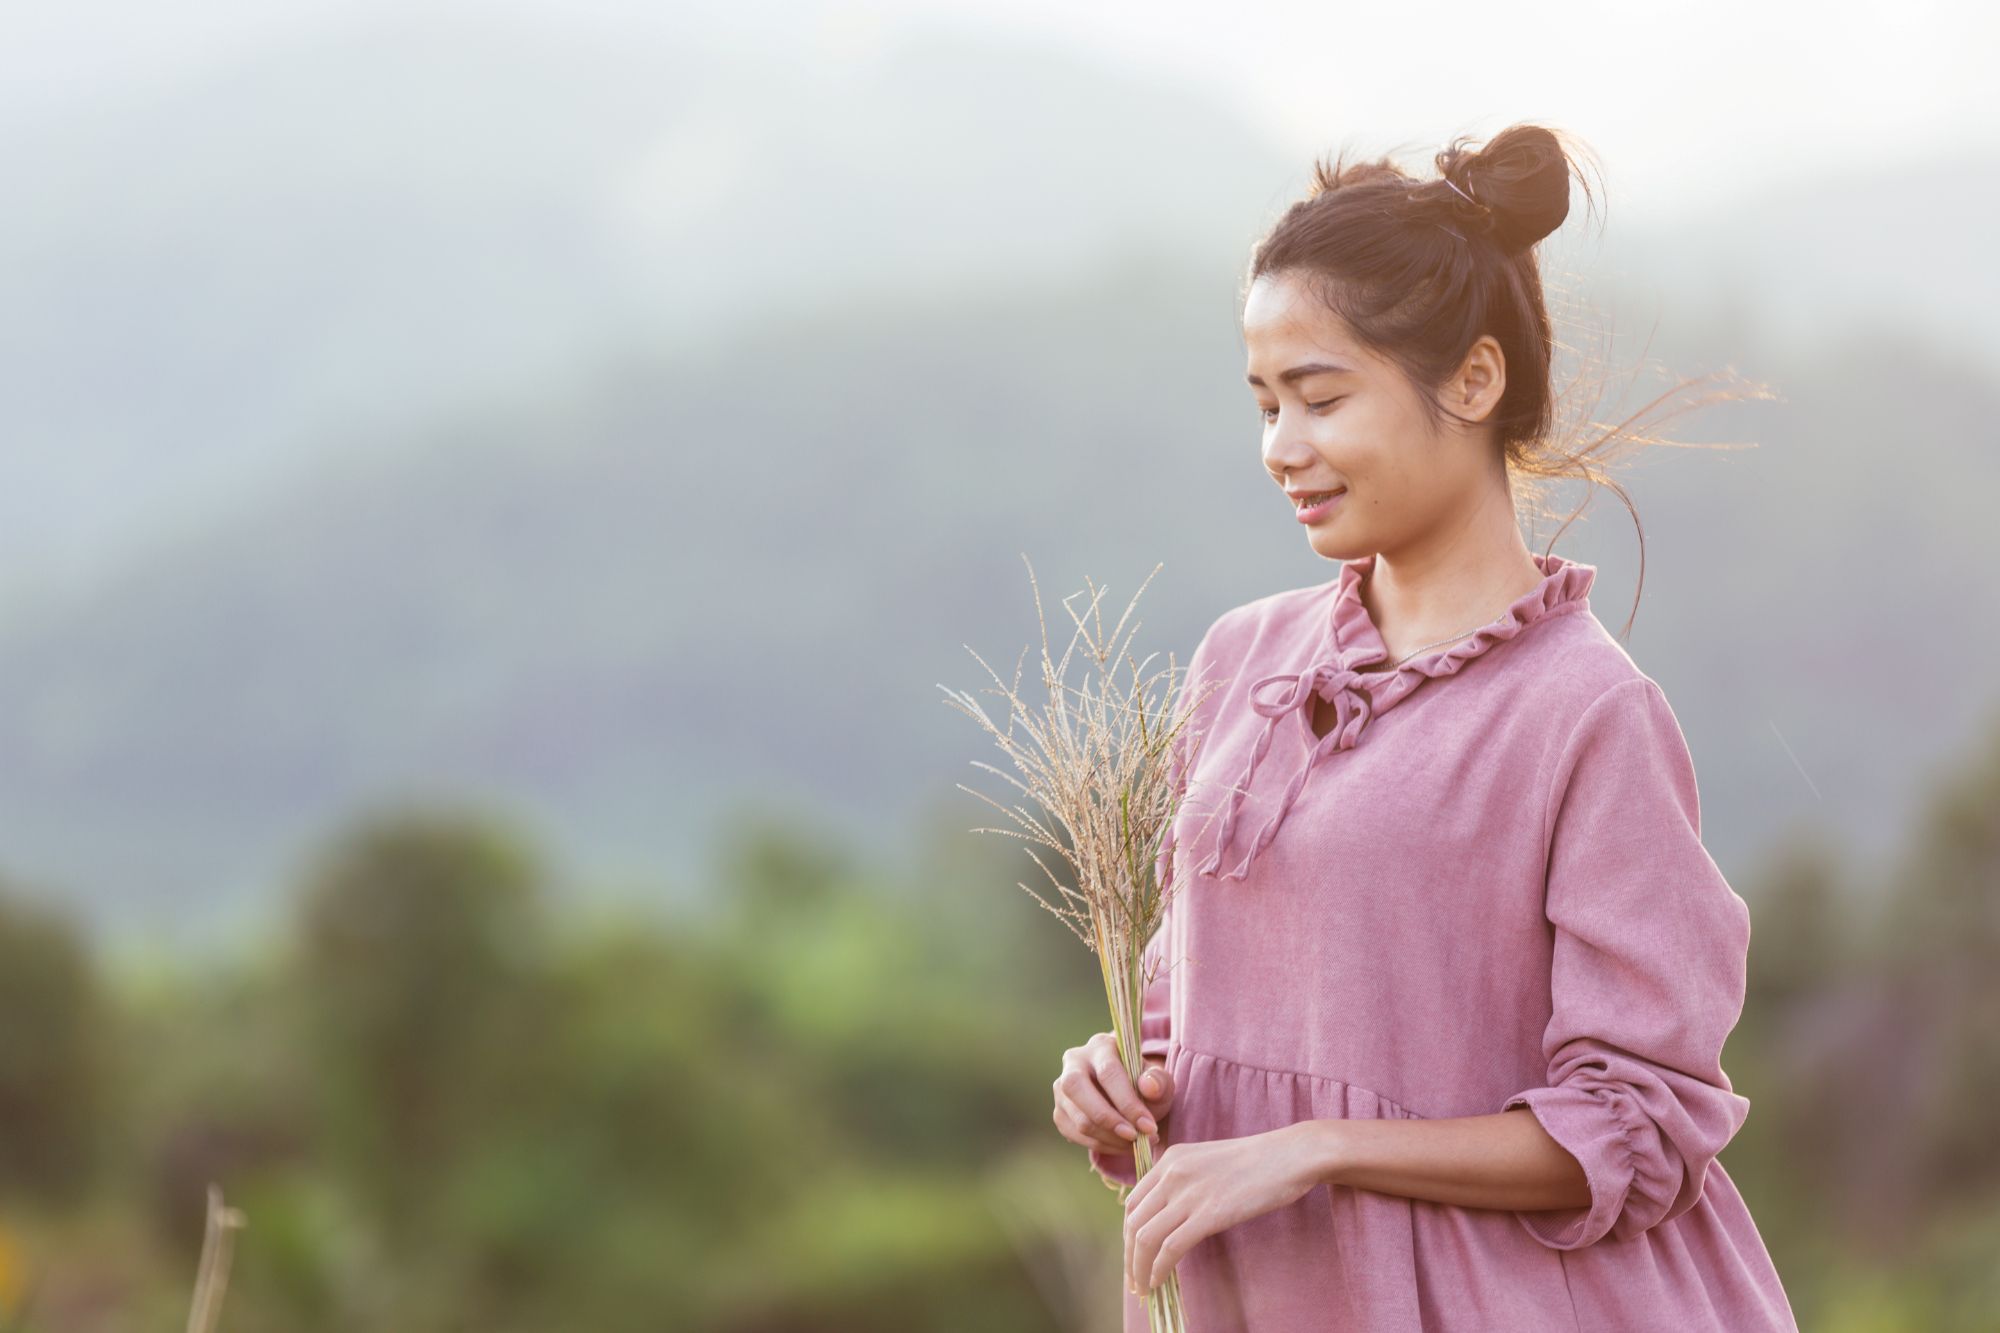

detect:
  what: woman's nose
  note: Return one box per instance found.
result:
[1263,422,1319,475]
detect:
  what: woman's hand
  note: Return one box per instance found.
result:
[1052,1032,1174,1162]
[1123,1122,1327,1296]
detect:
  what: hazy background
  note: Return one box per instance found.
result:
[1,1,1996,1328]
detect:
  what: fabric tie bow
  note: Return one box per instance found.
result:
[1198,660,1383,882]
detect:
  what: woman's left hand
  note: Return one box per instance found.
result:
[1124,1121,1331,1296]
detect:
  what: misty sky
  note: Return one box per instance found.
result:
[7,0,1994,221]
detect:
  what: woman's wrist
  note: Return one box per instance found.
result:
[1285,1117,1351,1189]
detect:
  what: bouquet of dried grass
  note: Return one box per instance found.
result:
[939,557,1221,1333]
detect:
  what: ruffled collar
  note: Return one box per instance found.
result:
[1328,549,1596,678]
[1194,550,1595,882]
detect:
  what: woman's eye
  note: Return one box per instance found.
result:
[1259,398,1343,423]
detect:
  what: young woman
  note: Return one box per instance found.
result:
[1050,124,1798,1330]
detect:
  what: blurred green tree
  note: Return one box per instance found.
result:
[288,802,552,1241]
[0,880,104,1203]
[1884,707,2000,1207]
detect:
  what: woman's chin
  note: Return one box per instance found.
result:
[1305,527,1366,562]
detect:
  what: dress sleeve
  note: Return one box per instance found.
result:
[1499,677,1754,1250]
[1088,919,1173,1188]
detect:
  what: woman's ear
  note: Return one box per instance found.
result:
[1451,335,1507,424]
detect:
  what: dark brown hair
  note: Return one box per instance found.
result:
[1243,122,1772,637]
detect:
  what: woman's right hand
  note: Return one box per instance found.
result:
[1053,1031,1175,1161]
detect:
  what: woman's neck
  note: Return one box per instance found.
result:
[1362,542,1544,666]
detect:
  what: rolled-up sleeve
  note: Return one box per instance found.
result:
[1501,677,1754,1250]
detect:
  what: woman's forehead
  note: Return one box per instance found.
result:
[1243,315,1369,382]
[1243,277,1356,347]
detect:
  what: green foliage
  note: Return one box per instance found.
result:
[0,881,105,1203]
[288,804,554,1240]
[3,707,1999,1329]
[0,802,1108,1331]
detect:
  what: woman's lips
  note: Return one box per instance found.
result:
[1294,488,1346,524]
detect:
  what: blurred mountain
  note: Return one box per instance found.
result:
[0,240,1996,952]
[0,8,1289,604]
[8,1,1995,602]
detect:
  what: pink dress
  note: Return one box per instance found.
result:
[1088,551,1798,1331]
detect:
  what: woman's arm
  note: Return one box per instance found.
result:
[1119,1106,1591,1296]
[1291,1108,1592,1212]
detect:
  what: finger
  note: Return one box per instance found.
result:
[1123,1160,1170,1294]
[1146,1213,1205,1293]
[1138,1063,1175,1122]
[1051,1103,1088,1150]
[1055,1073,1138,1150]
[1089,1046,1157,1137]
[1054,1100,1126,1155]
[1127,1190,1185,1298]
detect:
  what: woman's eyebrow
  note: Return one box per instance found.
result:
[1245,360,1357,387]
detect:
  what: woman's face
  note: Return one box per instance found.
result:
[1242,270,1501,563]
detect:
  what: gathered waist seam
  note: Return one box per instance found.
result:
[1173,1042,1430,1119]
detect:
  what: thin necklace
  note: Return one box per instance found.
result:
[1365,567,1522,667]
[1388,610,1515,667]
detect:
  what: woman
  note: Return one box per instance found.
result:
[1049,124,1798,1331]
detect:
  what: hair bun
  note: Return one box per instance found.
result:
[1437,124,1575,255]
